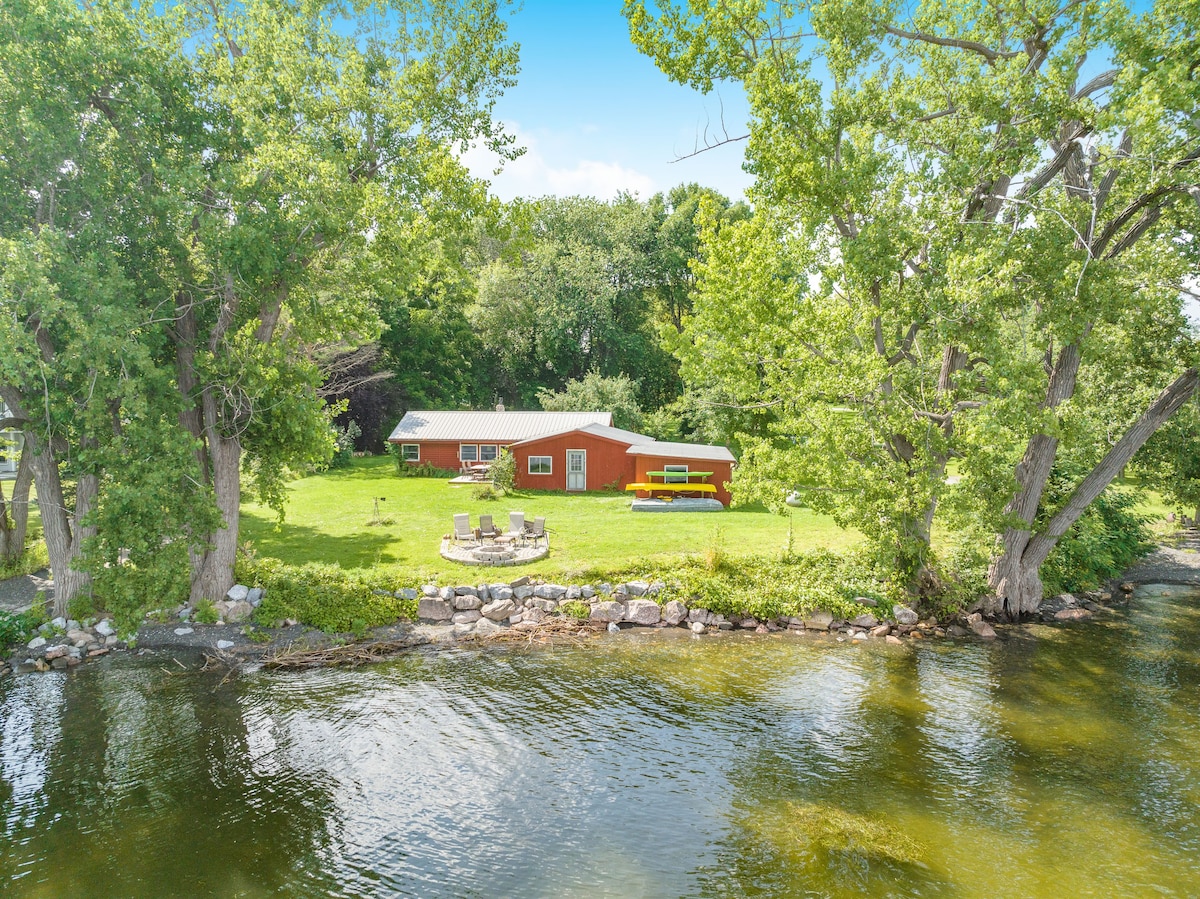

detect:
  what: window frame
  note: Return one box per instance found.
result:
[459,444,479,463]
[480,444,499,462]
[528,455,553,475]
[663,464,690,484]
[400,444,420,462]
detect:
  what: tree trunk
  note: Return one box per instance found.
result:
[22,428,93,617]
[0,443,33,565]
[989,368,1200,618]
[188,390,241,604]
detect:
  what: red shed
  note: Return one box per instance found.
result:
[626,442,736,506]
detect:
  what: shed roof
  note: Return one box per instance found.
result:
[388,410,611,443]
[511,422,657,448]
[626,441,736,463]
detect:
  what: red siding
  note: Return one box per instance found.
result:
[390,439,511,471]
[632,455,734,506]
[512,432,636,492]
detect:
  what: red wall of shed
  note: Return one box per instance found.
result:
[632,456,734,506]
[512,432,636,492]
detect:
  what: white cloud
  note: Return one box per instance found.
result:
[463,125,657,201]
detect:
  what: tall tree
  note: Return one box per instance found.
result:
[629,0,1200,612]
[165,0,519,602]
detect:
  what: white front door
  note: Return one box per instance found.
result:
[566,450,586,491]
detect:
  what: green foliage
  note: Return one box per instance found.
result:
[472,483,498,501]
[1136,396,1200,518]
[0,540,48,581]
[396,460,458,479]
[538,372,645,431]
[559,600,590,620]
[1041,486,1153,595]
[194,599,220,626]
[0,609,39,647]
[237,557,418,633]
[330,420,362,469]
[489,448,516,494]
[627,0,1200,598]
[657,548,897,622]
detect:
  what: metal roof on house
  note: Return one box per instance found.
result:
[626,441,736,463]
[388,410,612,443]
[510,422,657,448]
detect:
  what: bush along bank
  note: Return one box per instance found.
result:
[3,552,1136,677]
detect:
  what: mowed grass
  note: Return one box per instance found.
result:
[240,456,858,581]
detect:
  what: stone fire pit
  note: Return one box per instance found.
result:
[440,538,549,567]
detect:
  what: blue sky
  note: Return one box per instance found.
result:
[462,1,754,202]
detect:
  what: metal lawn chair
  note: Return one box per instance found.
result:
[523,516,546,546]
[478,514,501,542]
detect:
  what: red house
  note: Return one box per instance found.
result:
[386,410,612,472]
[389,410,736,506]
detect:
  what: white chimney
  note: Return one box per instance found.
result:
[496,400,505,412]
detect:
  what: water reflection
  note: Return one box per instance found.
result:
[1,588,1199,897]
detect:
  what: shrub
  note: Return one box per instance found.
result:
[1041,487,1152,594]
[472,483,498,501]
[490,448,516,494]
[559,600,590,620]
[395,459,457,479]
[330,420,362,469]
[194,599,220,625]
[237,556,418,633]
[0,609,39,647]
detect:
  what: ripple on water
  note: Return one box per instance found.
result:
[3,600,1200,898]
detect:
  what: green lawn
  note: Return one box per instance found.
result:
[240,456,857,581]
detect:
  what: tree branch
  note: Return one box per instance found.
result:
[883,25,1019,64]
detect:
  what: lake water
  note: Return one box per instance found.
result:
[3,585,1199,897]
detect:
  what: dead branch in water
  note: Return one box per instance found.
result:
[481,618,600,646]
[262,638,424,670]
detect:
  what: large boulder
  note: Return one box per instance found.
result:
[225,601,254,623]
[662,600,688,626]
[965,612,997,639]
[624,580,650,596]
[394,587,419,601]
[226,584,250,603]
[481,598,519,621]
[851,613,878,629]
[892,605,919,626]
[454,593,483,611]
[534,584,567,601]
[417,598,454,622]
[489,584,513,601]
[590,601,625,622]
[474,618,503,636]
[624,599,661,626]
[803,610,834,631]
[531,598,558,613]
[513,585,535,601]
[688,608,713,625]
[454,585,478,597]
[452,610,482,625]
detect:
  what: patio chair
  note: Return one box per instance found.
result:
[478,514,501,542]
[452,513,474,543]
[507,511,527,544]
[524,516,546,545]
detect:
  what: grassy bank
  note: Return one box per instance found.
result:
[240,456,857,581]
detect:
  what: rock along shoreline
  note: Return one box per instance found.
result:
[4,542,1199,678]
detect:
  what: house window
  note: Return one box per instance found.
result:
[664,464,689,484]
[480,444,499,462]
[400,444,419,462]
[529,456,552,475]
[460,444,478,462]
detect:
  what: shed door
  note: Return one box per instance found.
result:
[566,450,586,491]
